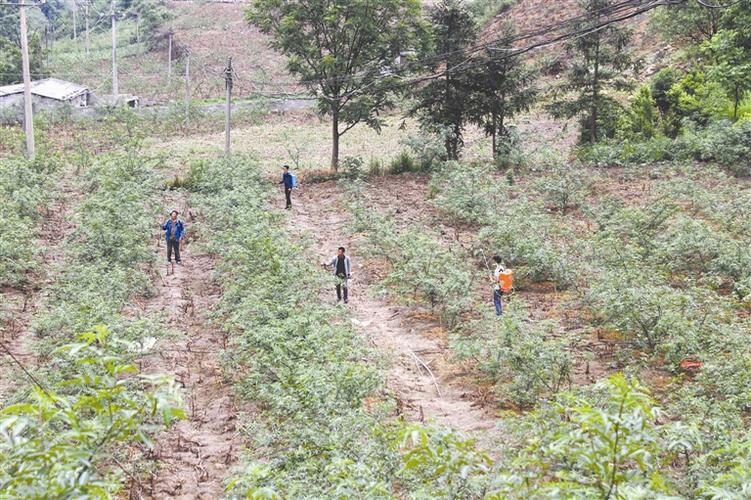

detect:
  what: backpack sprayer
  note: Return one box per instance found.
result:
[479,249,514,297]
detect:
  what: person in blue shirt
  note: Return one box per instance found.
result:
[162,210,185,264]
[280,165,293,209]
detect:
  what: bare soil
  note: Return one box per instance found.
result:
[136,191,242,499]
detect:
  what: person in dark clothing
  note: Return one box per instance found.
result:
[162,210,185,264]
[492,255,505,316]
[280,165,293,209]
[325,246,352,304]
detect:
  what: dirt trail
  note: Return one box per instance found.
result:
[288,181,498,442]
[139,191,241,499]
[0,173,79,403]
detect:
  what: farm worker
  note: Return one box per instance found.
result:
[324,247,351,304]
[280,165,293,209]
[162,210,185,264]
[492,255,505,316]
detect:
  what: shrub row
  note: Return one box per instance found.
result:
[0,141,181,496]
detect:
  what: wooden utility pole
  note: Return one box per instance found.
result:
[85,3,90,54]
[224,57,233,158]
[19,4,35,161]
[111,0,118,97]
[184,52,190,127]
[167,33,172,80]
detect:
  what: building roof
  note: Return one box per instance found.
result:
[0,78,88,101]
[0,83,24,97]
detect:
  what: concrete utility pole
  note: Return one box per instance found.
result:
[19,4,35,160]
[111,0,118,97]
[73,4,77,40]
[184,52,190,127]
[224,57,233,158]
[85,3,90,54]
[167,32,172,80]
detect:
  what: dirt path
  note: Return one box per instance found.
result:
[0,173,79,403]
[139,191,241,499]
[287,181,498,442]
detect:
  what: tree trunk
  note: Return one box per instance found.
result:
[85,5,90,54]
[491,111,497,157]
[331,107,340,171]
[591,36,601,144]
[733,87,740,122]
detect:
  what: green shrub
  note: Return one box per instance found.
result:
[339,155,365,180]
[489,375,670,497]
[586,269,694,352]
[429,161,508,223]
[479,199,582,289]
[533,162,589,213]
[452,306,572,408]
[400,125,453,171]
[388,150,418,174]
[0,155,60,287]
[0,326,182,498]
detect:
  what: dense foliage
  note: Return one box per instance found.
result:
[0,154,59,288]
[548,0,635,143]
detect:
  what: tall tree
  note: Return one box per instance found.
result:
[466,24,537,158]
[651,0,723,47]
[411,0,476,160]
[248,0,428,170]
[0,9,45,85]
[549,0,634,144]
[703,29,751,121]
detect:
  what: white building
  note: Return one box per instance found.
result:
[0,78,92,122]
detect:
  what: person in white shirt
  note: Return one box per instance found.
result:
[324,246,351,304]
[492,255,505,316]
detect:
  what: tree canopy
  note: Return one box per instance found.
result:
[247,0,429,170]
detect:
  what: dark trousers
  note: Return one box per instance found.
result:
[493,289,503,316]
[336,276,348,302]
[167,238,181,262]
[285,188,292,208]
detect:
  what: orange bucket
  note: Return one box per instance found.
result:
[499,270,513,293]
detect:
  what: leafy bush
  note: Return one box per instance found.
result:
[351,203,473,327]
[489,375,671,497]
[452,306,572,408]
[429,161,508,223]
[0,326,182,498]
[478,199,582,289]
[586,269,695,352]
[0,155,60,287]
[396,423,492,498]
[388,150,419,174]
[399,125,454,172]
[533,162,589,213]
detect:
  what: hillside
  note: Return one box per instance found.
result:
[49,1,296,102]
[482,0,668,72]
